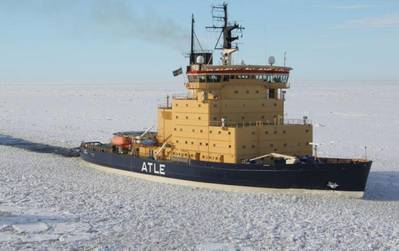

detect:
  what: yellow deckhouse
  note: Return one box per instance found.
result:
[157,63,312,164]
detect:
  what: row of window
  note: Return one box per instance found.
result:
[173,128,309,135]
[173,127,232,135]
[174,114,279,122]
[173,140,308,149]
[188,74,289,83]
[174,152,224,161]
[175,101,278,109]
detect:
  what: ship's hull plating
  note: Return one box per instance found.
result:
[80,147,371,194]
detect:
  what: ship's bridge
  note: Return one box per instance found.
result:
[186,64,292,89]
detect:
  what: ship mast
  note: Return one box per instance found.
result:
[206,3,244,65]
[190,14,195,65]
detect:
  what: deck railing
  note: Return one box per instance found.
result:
[208,118,311,128]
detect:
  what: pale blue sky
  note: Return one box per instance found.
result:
[0,0,398,85]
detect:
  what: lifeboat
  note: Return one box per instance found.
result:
[111,135,131,147]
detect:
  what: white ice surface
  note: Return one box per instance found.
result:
[0,83,398,250]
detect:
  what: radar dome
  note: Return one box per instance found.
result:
[268,56,275,66]
[196,55,205,64]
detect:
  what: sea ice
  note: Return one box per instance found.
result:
[0,83,398,250]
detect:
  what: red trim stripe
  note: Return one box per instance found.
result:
[187,69,290,75]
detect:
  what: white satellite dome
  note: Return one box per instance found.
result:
[196,55,205,64]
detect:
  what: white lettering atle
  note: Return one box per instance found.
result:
[141,162,166,176]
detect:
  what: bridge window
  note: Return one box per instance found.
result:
[256,74,289,83]
[188,75,199,82]
[207,75,221,83]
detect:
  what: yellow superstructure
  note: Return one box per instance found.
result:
[156,64,312,164]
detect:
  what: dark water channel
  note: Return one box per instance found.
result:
[0,134,80,157]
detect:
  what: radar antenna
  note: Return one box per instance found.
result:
[206,3,244,65]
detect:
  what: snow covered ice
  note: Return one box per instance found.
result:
[0,82,399,250]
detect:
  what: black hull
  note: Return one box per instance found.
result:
[80,146,371,193]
